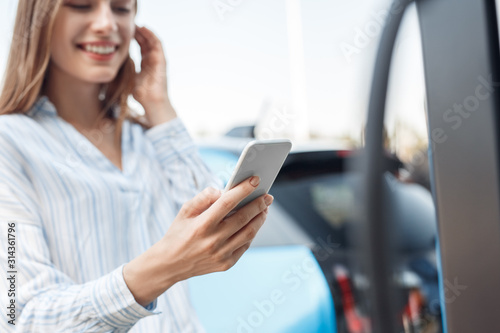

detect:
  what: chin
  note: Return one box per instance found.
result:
[85,71,120,84]
[94,76,117,84]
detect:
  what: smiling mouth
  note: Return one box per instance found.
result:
[77,44,119,55]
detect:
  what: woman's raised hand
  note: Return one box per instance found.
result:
[123,177,273,307]
[133,26,176,127]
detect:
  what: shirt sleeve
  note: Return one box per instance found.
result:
[145,117,224,211]
[0,137,159,332]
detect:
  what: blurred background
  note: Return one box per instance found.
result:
[0,0,428,163]
[0,1,441,331]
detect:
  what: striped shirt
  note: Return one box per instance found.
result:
[0,96,221,332]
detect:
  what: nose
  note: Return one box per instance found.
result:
[90,3,118,34]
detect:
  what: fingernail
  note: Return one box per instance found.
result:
[249,176,260,187]
[264,194,273,206]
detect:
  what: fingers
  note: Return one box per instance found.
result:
[134,26,149,46]
[180,187,222,218]
[134,25,166,78]
[201,176,260,223]
[232,242,251,261]
[222,242,251,271]
[135,25,163,54]
[220,194,273,240]
[219,210,268,256]
[134,30,148,55]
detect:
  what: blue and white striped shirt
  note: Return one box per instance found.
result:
[0,96,220,332]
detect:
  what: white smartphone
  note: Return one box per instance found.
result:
[224,139,292,213]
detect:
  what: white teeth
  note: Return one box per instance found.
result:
[84,44,116,55]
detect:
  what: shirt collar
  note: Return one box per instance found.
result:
[27,95,58,117]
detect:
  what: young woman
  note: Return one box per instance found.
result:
[0,0,273,331]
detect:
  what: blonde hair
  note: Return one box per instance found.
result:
[0,0,146,146]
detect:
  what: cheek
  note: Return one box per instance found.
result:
[120,19,136,45]
[50,15,78,58]
[117,21,135,59]
[50,28,73,66]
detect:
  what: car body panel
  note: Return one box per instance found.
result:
[188,245,336,333]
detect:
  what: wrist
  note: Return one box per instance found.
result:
[143,100,177,127]
[123,241,180,307]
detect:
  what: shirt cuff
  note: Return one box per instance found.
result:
[145,118,197,164]
[90,264,160,328]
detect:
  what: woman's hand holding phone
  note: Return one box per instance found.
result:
[123,177,273,307]
[132,25,177,127]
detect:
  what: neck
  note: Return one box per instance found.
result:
[44,63,108,129]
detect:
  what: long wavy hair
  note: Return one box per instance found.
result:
[0,0,146,146]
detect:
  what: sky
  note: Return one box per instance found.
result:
[0,0,427,145]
